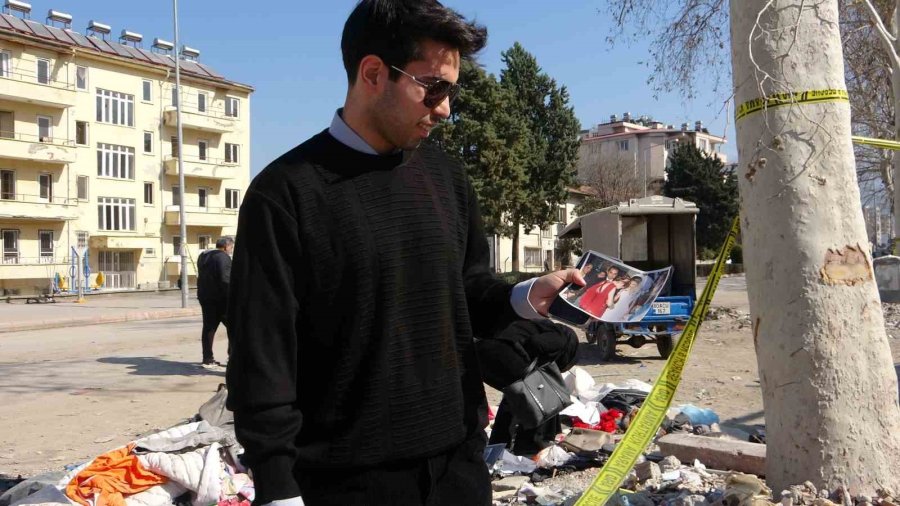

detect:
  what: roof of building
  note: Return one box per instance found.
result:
[0,13,252,91]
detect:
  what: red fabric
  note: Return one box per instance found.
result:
[579,282,617,318]
[572,409,624,433]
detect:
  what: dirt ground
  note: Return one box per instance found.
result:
[3,274,900,480]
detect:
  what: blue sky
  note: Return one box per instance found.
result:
[42,0,738,176]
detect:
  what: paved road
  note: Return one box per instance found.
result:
[0,316,224,478]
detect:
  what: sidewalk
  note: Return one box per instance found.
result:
[0,290,202,333]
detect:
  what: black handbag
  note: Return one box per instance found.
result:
[502,359,573,430]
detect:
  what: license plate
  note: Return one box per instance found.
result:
[652,302,671,315]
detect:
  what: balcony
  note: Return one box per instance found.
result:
[163,155,237,180]
[164,205,238,228]
[0,256,71,280]
[163,107,235,134]
[0,194,79,221]
[0,70,77,109]
[90,235,156,250]
[0,132,76,164]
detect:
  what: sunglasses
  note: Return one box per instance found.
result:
[390,65,461,109]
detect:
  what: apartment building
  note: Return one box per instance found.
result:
[576,113,728,190]
[0,3,252,295]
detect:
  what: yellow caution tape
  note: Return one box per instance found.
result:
[853,136,900,151]
[735,89,849,121]
[574,216,741,506]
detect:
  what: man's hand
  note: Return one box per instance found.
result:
[527,268,586,317]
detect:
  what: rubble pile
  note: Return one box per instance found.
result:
[704,308,752,329]
[881,303,900,329]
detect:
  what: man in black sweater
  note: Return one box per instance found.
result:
[197,236,233,368]
[225,2,584,505]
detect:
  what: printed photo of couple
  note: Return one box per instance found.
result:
[559,251,672,323]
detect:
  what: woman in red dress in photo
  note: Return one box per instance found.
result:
[579,277,626,318]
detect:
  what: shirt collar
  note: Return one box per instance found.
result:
[328,109,379,155]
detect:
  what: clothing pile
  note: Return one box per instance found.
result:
[1,387,252,506]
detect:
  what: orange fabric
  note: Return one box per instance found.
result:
[66,444,167,506]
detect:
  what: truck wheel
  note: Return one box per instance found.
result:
[656,334,675,359]
[585,320,600,344]
[596,323,618,361]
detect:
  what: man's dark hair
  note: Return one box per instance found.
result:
[341,0,487,83]
[216,237,234,249]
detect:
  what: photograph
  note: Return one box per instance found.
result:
[558,251,672,323]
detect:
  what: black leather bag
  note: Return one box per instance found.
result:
[502,359,572,430]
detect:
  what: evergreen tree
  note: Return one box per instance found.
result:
[663,143,738,255]
[429,60,530,237]
[500,43,581,270]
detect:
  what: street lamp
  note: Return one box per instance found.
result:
[173,0,188,308]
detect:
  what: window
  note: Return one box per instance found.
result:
[76,121,88,145]
[143,182,154,205]
[172,235,182,256]
[77,175,89,201]
[224,143,238,164]
[172,186,180,206]
[39,230,53,263]
[525,247,542,267]
[76,66,87,90]
[225,189,240,209]
[0,50,9,78]
[171,87,179,107]
[76,231,88,250]
[0,170,14,200]
[666,139,680,152]
[171,136,179,158]
[225,97,239,118]
[97,197,136,231]
[198,140,208,161]
[198,187,208,209]
[2,229,19,264]
[39,173,52,202]
[36,59,49,84]
[0,110,12,139]
[37,116,51,142]
[144,247,156,257]
[142,80,152,102]
[556,205,567,224]
[97,143,136,180]
[143,131,153,153]
[541,227,553,239]
[617,139,630,151]
[698,138,709,151]
[96,89,135,127]
[197,92,207,113]
[198,235,211,250]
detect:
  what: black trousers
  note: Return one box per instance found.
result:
[294,437,490,506]
[200,300,227,363]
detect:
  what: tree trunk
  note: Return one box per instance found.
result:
[893,0,900,248]
[731,0,900,494]
[511,221,521,272]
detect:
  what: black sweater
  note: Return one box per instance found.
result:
[225,132,520,503]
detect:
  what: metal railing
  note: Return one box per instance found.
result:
[165,100,238,121]
[165,204,238,214]
[0,130,75,146]
[0,255,71,265]
[0,68,75,90]
[0,193,77,206]
[163,154,237,166]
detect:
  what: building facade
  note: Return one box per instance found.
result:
[576,113,728,190]
[488,187,592,274]
[0,5,252,295]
